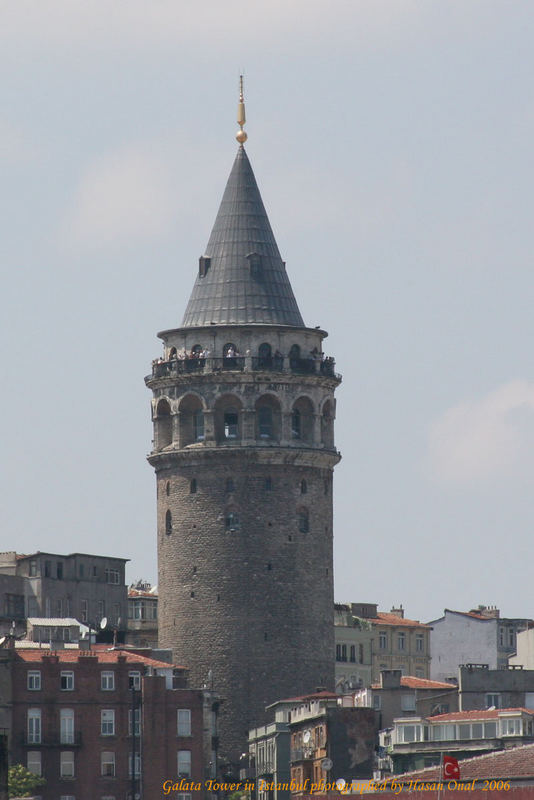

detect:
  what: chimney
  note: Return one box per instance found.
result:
[390,605,404,619]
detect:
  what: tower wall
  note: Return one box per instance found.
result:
[147,325,341,759]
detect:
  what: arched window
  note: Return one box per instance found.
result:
[178,395,204,447]
[169,347,177,359]
[193,410,204,442]
[224,408,239,439]
[300,479,307,495]
[289,344,301,369]
[321,400,335,449]
[258,343,272,369]
[156,399,172,449]
[258,406,273,439]
[298,509,309,533]
[291,409,301,439]
[190,479,197,494]
[165,510,172,536]
[225,512,240,532]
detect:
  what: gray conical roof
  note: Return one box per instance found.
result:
[181,146,305,327]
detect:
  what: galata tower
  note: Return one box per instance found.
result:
[146,81,341,763]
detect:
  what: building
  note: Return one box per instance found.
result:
[0,551,128,639]
[428,607,533,682]
[146,84,342,761]
[457,663,534,711]
[341,603,431,681]
[10,645,213,799]
[334,604,374,691]
[247,700,293,800]
[126,581,158,648]
[379,707,534,775]
[510,628,534,669]
[352,669,458,729]
[288,692,377,794]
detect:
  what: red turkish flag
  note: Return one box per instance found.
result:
[442,755,460,780]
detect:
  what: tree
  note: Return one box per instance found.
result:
[8,764,46,798]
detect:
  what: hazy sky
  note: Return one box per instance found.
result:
[1,2,533,622]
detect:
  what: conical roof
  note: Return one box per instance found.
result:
[181,146,305,328]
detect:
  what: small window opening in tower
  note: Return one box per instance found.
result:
[264,477,272,491]
[193,409,204,441]
[289,344,301,369]
[300,479,307,495]
[166,482,170,496]
[225,512,240,532]
[226,478,235,493]
[190,479,197,494]
[267,563,272,571]
[291,409,301,439]
[165,510,172,536]
[224,409,238,439]
[298,509,309,533]
[258,342,272,369]
[258,406,273,439]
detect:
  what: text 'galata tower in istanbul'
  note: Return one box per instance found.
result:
[146,80,341,761]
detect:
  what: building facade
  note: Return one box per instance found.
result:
[457,663,534,711]
[146,93,341,760]
[428,607,532,682]
[334,604,374,691]
[126,581,158,648]
[10,646,211,800]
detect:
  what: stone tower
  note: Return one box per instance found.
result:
[146,87,341,762]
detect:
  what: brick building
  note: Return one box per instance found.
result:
[10,646,214,799]
[146,85,341,760]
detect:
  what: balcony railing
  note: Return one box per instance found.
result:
[21,732,82,747]
[149,355,338,380]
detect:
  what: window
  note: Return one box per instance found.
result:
[416,634,424,652]
[499,627,505,647]
[61,671,74,691]
[28,709,41,744]
[335,644,342,662]
[397,632,406,651]
[60,751,75,778]
[105,568,120,584]
[129,752,141,778]
[129,671,141,690]
[225,513,240,532]
[379,632,387,650]
[93,566,98,577]
[177,750,192,777]
[134,600,145,620]
[258,406,273,438]
[45,597,51,617]
[60,709,75,744]
[340,644,347,662]
[193,410,204,441]
[300,479,307,494]
[190,479,197,494]
[291,409,301,439]
[101,671,115,691]
[484,722,497,738]
[165,510,172,536]
[28,671,41,691]
[401,694,416,711]
[101,751,115,777]
[415,668,424,678]
[57,561,63,579]
[178,709,192,736]
[486,693,501,708]
[225,478,234,493]
[98,600,105,620]
[372,694,381,710]
[264,477,272,491]
[80,599,88,623]
[5,593,24,617]
[349,645,356,663]
[79,563,85,577]
[29,560,37,576]
[101,710,115,736]
[502,718,522,736]
[27,751,41,776]
[298,509,309,533]
[359,643,364,663]
[224,409,238,438]
[509,628,515,648]
[45,560,52,577]
[56,598,63,617]
[129,708,140,737]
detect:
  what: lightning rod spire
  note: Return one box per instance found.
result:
[236,74,248,145]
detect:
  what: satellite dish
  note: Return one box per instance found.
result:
[303,730,311,744]
[336,779,346,791]
[117,617,122,628]
[0,637,6,647]
[321,757,333,771]
[100,617,108,630]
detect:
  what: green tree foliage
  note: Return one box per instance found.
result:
[8,763,46,798]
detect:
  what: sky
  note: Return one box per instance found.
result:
[1,1,533,623]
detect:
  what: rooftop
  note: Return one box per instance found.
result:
[14,647,180,669]
[398,742,534,780]
[371,676,456,691]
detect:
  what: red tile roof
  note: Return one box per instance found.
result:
[429,707,534,722]
[371,676,456,690]
[398,742,534,780]
[374,613,431,629]
[14,648,177,669]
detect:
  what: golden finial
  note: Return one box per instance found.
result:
[236,74,248,145]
